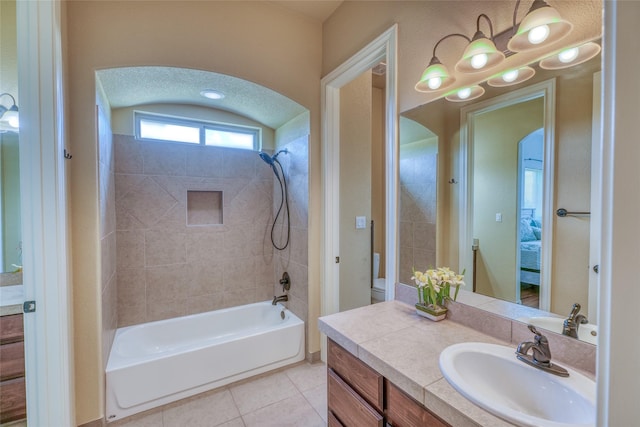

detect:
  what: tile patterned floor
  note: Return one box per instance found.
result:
[111,361,328,427]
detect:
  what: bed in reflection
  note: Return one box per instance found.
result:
[520,208,541,287]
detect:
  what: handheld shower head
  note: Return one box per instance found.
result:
[259,151,274,166]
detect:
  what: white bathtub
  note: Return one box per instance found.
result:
[105,301,304,422]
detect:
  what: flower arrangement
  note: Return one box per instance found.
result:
[411,267,465,316]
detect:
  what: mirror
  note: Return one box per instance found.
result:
[0,130,21,273]
[399,51,601,339]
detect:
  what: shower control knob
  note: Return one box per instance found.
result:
[280,272,291,291]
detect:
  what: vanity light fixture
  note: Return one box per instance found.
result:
[455,14,505,74]
[507,0,573,52]
[415,33,470,92]
[200,89,225,100]
[415,0,579,100]
[539,41,601,70]
[445,85,485,102]
[0,93,19,133]
[487,66,536,87]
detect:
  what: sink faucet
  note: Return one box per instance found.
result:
[562,303,589,339]
[272,294,288,305]
[516,325,569,377]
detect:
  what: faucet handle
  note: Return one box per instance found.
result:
[527,324,543,336]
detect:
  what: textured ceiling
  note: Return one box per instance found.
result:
[269,0,343,22]
[96,66,307,129]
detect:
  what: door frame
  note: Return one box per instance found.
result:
[320,25,398,317]
[458,79,556,310]
[17,1,74,424]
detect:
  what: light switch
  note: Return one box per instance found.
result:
[355,216,367,229]
[495,213,502,222]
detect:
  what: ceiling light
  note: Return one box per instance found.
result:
[0,93,19,133]
[445,85,485,102]
[487,66,536,87]
[455,15,505,74]
[539,42,601,70]
[415,33,471,92]
[200,89,225,100]
[507,0,572,52]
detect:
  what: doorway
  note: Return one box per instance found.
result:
[320,25,398,349]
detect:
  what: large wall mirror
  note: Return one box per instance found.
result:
[399,45,601,344]
[0,130,21,273]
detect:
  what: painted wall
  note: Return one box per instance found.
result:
[65,2,321,422]
[473,98,543,302]
[339,71,372,311]
[371,86,386,278]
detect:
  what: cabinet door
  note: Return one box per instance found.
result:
[0,378,26,424]
[385,380,450,427]
[328,339,383,412]
[328,369,384,427]
[0,341,25,381]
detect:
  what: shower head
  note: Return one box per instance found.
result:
[259,151,274,166]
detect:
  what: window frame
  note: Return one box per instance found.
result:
[134,111,262,150]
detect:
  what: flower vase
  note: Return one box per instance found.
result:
[415,303,447,322]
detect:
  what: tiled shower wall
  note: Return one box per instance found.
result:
[97,100,118,367]
[114,135,277,326]
[272,136,309,352]
[399,150,437,285]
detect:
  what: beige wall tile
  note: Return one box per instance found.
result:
[141,140,187,176]
[145,229,186,266]
[116,230,145,269]
[187,262,224,296]
[114,134,143,174]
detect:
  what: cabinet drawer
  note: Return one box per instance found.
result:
[385,380,450,427]
[327,339,383,412]
[0,377,27,424]
[0,314,24,345]
[328,369,383,427]
[0,341,25,381]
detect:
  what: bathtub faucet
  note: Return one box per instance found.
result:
[272,294,288,305]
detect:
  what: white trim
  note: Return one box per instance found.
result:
[459,79,555,311]
[320,25,398,317]
[588,70,601,323]
[17,1,74,425]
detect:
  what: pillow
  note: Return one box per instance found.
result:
[520,218,537,242]
[530,218,542,228]
[531,226,542,240]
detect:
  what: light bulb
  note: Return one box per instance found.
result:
[502,69,519,83]
[558,47,579,63]
[528,25,550,45]
[427,76,442,90]
[8,116,18,128]
[458,88,472,100]
[470,53,488,70]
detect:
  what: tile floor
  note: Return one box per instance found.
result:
[111,361,328,427]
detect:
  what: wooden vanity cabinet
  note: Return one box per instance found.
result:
[327,339,451,427]
[385,380,449,427]
[0,313,26,424]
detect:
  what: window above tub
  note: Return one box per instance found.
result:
[135,112,261,150]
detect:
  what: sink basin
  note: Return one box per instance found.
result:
[517,316,598,345]
[439,342,595,427]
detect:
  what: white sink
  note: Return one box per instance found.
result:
[517,316,598,345]
[439,342,595,427]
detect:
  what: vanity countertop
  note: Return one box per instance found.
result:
[319,300,521,427]
[0,284,24,316]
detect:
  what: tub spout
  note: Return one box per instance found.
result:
[272,294,288,305]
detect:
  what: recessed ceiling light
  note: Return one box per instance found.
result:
[200,89,225,100]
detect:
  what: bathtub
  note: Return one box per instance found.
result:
[105,301,304,422]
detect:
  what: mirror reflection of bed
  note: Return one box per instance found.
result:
[518,129,544,308]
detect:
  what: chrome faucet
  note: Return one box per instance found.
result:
[516,324,569,377]
[562,303,589,339]
[272,294,288,305]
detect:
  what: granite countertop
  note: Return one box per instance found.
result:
[318,300,519,427]
[0,284,24,316]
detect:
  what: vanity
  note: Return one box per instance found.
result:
[0,280,26,424]
[318,298,596,427]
